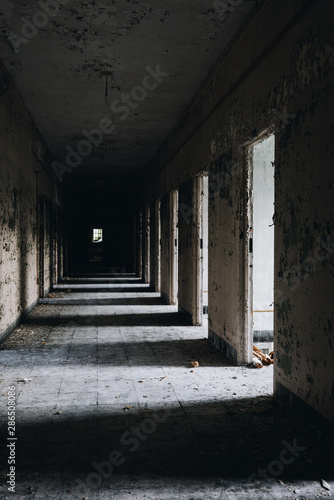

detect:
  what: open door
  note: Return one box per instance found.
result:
[247,134,275,362]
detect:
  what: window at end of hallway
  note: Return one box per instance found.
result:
[92,228,103,243]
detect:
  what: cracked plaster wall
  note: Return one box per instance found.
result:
[0,60,63,340]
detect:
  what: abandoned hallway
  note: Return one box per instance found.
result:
[1,0,334,497]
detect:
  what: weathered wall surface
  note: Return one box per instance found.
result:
[140,0,334,424]
[0,60,63,341]
[274,59,334,424]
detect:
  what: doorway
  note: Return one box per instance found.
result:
[170,190,178,305]
[143,206,150,283]
[247,134,275,360]
[155,199,161,292]
[194,175,209,325]
[89,226,103,264]
[202,175,209,319]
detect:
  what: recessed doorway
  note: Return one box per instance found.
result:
[247,134,275,365]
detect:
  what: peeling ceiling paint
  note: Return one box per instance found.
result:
[0,0,256,185]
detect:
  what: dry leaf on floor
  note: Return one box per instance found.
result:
[138,380,144,383]
[160,376,167,381]
[190,361,199,367]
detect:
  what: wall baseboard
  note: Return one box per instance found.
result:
[178,305,193,324]
[161,292,169,304]
[209,329,238,363]
[276,380,334,436]
[0,298,39,344]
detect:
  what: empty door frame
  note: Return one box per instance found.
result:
[155,199,161,292]
[169,190,178,305]
[243,129,275,364]
[137,212,143,279]
[143,206,150,283]
[194,175,209,325]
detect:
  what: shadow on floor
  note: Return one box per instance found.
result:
[6,338,234,368]
[24,312,191,327]
[60,279,144,285]
[1,396,332,481]
[40,297,165,306]
[54,286,155,293]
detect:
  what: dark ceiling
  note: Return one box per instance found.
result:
[0,0,256,186]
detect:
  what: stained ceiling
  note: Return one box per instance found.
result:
[0,0,256,186]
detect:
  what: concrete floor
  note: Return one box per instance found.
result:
[0,276,333,499]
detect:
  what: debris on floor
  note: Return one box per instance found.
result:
[190,361,199,367]
[123,405,134,412]
[321,479,331,490]
[252,345,274,368]
[252,357,263,369]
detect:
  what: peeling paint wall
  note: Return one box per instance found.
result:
[140,0,334,424]
[274,70,334,424]
[0,60,63,340]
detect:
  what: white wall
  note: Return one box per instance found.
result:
[252,135,275,334]
[202,175,209,311]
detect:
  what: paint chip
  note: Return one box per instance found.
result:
[321,479,331,491]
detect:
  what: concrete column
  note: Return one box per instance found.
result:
[142,206,150,284]
[178,178,197,323]
[136,212,143,279]
[149,200,161,292]
[160,193,171,303]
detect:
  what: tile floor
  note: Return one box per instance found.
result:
[0,275,333,499]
